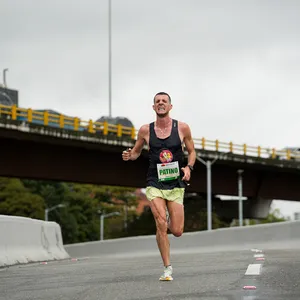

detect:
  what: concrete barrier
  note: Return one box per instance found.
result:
[65,220,300,258]
[0,215,69,267]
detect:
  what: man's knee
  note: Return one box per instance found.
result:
[156,217,168,233]
[171,228,183,237]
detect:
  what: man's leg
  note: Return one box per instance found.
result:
[167,201,184,237]
[149,197,170,266]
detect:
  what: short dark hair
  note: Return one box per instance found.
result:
[153,92,171,103]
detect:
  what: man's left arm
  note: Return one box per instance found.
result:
[181,123,196,181]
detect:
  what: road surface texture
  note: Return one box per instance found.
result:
[1,247,300,300]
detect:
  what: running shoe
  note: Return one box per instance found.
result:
[159,265,173,281]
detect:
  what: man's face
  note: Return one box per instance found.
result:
[153,95,172,117]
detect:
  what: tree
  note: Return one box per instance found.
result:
[4,178,141,243]
[22,180,98,243]
[22,179,66,210]
[61,187,99,243]
[0,177,44,219]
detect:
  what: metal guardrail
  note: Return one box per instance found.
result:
[0,104,136,139]
[0,104,299,161]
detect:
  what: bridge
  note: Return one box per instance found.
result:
[1,104,300,220]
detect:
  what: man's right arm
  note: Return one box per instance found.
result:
[122,125,148,161]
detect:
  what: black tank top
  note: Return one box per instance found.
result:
[146,119,186,189]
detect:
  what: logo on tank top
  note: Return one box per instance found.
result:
[159,149,173,163]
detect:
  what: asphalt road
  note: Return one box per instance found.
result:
[1,247,300,300]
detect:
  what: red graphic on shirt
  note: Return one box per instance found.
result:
[159,149,173,163]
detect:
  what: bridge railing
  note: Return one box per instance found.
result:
[193,138,300,160]
[194,138,272,158]
[0,104,299,161]
[0,104,136,139]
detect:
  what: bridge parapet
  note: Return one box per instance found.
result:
[0,104,299,162]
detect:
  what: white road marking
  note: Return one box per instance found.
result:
[254,254,264,258]
[245,264,262,275]
[251,248,262,253]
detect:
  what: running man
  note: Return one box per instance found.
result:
[122,92,196,281]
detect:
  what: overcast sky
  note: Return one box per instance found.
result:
[1,0,300,216]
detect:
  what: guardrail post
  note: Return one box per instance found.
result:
[59,115,64,128]
[243,144,247,155]
[257,146,261,157]
[88,120,94,133]
[215,140,219,151]
[103,121,108,135]
[74,118,79,131]
[11,105,17,120]
[229,142,233,152]
[117,124,122,137]
[272,148,276,159]
[201,137,205,149]
[44,111,49,126]
[27,109,32,122]
[287,149,291,160]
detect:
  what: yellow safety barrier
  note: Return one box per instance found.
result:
[0,104,135,138]
[0,104,300,161]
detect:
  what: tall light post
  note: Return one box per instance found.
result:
[45,204,66,221]
[237,169,244,226]
[196,155,218,231]
[3,68,8,88]
[124,201,128,231]
[108,0,112,117]
[100,211,120,240]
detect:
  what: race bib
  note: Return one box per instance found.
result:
[157,161,180,182]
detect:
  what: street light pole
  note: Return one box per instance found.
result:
[45,204,66,221]
[124,202,128,231]
[108,0,112,117]
[207,160,212,229]
[100,214,104,240]
[237,169,244,226]
[3,68,8,88]
[100,211,120,240]
[196,155,218,231]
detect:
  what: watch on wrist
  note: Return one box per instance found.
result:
[187,165,194,171]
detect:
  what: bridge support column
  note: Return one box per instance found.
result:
[249,197,273,219]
